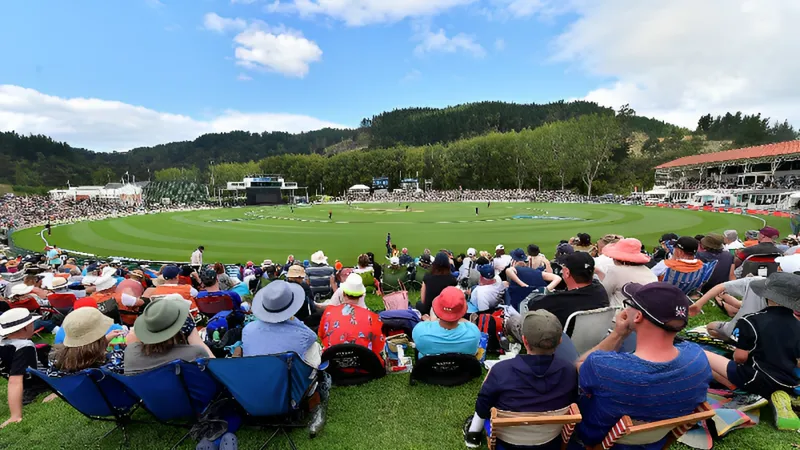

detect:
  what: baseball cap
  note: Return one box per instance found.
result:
[776,254,800,274]
[161,265,181,280]
[467,248,476,257]
[659,233,679,243]
[561,252,594,278]
[510,248,528,262]
[390,256,400,265]
[555,243,574,258]
[477,264,494,279]
[200,268,218,286]
[522,310,563,351]
[675,236,698,254]
[621,282,691,332]
[759,226,780,238]
[495,244,504,251]
[432,286,467,322]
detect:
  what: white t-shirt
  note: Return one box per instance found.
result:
[724,241,745,251]
[594,254,615,276]
[469,278,505,312]
[602,264,658,308]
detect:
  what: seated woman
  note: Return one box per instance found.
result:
[47,307,126,377]
[353,254,381,294]
[318,274,385,365]
[124,295,212,375]
[505,249,562,313]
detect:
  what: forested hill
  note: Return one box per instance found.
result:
[364,100,684,148]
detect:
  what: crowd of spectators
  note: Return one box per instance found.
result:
[335,189,637,204]
[2,220,799,448]
[662,174,800,191]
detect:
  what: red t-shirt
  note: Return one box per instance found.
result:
[318,304,385,366]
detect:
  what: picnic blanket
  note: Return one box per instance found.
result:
[678,389,768,449]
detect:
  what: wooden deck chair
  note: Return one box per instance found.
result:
[590,402,715,450]
[489,404,582,450]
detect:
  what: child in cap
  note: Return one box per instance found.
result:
[0,309,49,428]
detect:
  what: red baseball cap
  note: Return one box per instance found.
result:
[432,286,467,322]
[759,226,780,238]
[73,298,99,310]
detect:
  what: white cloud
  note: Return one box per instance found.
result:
[494,38,505,51]
[203,12,247,33]
[413,26,485,58]
[232,0,259,4]
[203,14,323,77]
[237,73,254,81]
[0,85,348,152]
[234,26,323,77]
[550,0,800,128]
[266,0,477,26]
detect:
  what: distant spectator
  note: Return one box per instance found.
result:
[526,244,552,273]
[651,236,704,281]
[399,248,413,265]
[697,233,735,293]
[306,251,336,299]
[416,252,457,315]
[573,233,594,253]
[736,227,781,267]
[723,230,744,251]
[197,268,243,311]
[593,234,622,276]
[505,248,561,313]
[467,264,504,314]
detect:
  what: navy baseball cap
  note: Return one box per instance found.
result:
[561,252,594,278]
[477,264,494,279]
[510,248,528,262]
[162,265,181,280]
[621,282,691,332]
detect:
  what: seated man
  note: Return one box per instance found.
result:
[398,248,414,265]
[735,226,781,268]
[689,275,767,340]
[702,273,800,429]
[467,264,505,314]
[463,310,578,449]
[0,309,49,429]
[318,274,385,365]
[197,268,243,311]
[575,282,711,449]
[528,252,609,335]
[650,236,707,293]
[306,251,337,299]
[413,287,480,358]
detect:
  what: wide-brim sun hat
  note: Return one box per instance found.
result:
[50,277,70,290]
[311,251,328,265]
[0,309,40,336]
[10,284,34,297]
[93,275,117,292]
[251,280,307,324]
[62,308,113,347]
[750,272,800,311]
[133,295,191,344]
[602,238,650,264]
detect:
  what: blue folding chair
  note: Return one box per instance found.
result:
[205,353,319,450]
[104,360,221,449]
[28,368,140,444]
[661,259,718,295]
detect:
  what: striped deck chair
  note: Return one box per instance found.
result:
[661,260,717,295]
[590,402,715,450]
[489,404,581,450]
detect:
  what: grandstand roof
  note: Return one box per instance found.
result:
[655,140,800,170]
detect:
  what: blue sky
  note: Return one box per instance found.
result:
[1,1,798,151]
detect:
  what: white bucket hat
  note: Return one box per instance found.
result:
[341,273,366,297]
[310,251,328,265]
[10,284,34,297]
[92,275,117,292]
[0,309,40,336]
[390,256,400,265]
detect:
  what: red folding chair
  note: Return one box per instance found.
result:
[195,294,234,318]
[47,292,78,315]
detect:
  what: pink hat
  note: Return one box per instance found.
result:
[432,287,467,322]
[602,238,650,264]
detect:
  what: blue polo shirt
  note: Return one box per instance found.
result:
[575,342,711,450]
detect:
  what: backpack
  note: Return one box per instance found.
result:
[474,309,506,354]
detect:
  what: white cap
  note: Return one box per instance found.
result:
[390,256,400,265]
[467,248,476,257]
[776,254,800,274]
[495,244,504,251]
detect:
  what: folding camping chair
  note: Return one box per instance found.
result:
[28,368,140,444]
[381,267,409,294]
[47,292,77,316]
[410,353,482,387]
[489,404,582,450]
[195,294,234,319]
[661,260,718,295]
[321,344,385,386]
[740,253,782,278]
[206,353,324,449]
[590,402,715,450]
[358,271,378,295]
[563,307,619,354]
[104,360,221,449]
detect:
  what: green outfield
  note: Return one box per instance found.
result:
[10,203,789,263]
